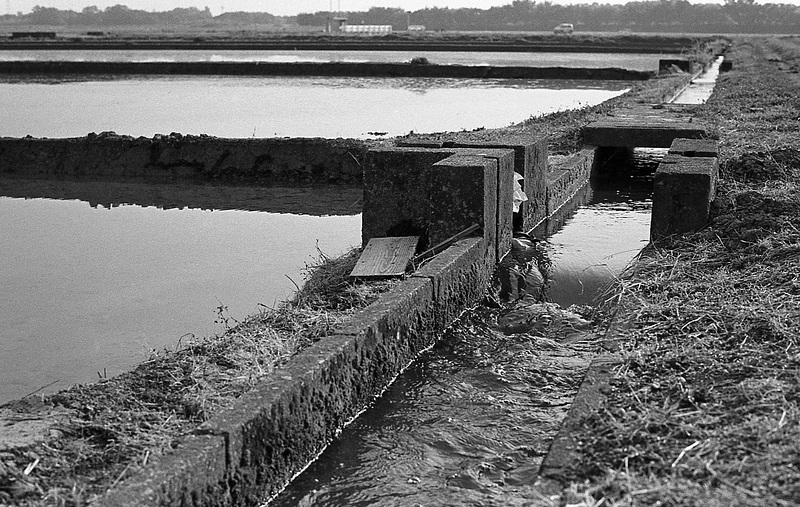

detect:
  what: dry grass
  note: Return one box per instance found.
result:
[544,36,800,507]
[0,247,398,506]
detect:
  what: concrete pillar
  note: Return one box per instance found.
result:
[650,147,718,241]
[448,138,548,233]
[362,146,515,264]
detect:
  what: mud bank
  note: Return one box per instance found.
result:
[0,133,366,184]
[0,60,654,80]
[0,33,702,54]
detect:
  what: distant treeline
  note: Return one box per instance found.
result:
[2,0,799,34]
[0,5,283,26]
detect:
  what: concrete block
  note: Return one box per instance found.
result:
[545,148,595,219]
[651,154,719,240]
[443,148,514,261]
[196,277,435,504]
[96,434,230,507]
[668,138,719,158]
[362,147,455,247]
[412,237,490,332]
[583,120,708,148]
[450,138,548,234]
[428,154,498,263]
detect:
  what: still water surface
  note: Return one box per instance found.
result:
[0,182,361,405]
[0,49,675,71]
[0,76,628,139]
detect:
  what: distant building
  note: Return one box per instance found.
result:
[329,16,348,33]
[408,25,426,32]
[342,24,392,34]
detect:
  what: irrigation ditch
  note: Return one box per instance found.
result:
[0,36,733,506]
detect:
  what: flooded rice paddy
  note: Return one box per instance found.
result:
[0,76,628,139]
[0,62,636,414]
[0,181,361,405]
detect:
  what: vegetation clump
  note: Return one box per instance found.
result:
[0,248,396,506]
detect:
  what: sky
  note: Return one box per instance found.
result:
[6,0,799,17]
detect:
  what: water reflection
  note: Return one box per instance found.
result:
[0,178,362,216]
[537,181,653,307]
[0,76,628,139]
[0,181,361,405]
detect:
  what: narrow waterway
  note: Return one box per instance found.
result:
[270,180,652,506]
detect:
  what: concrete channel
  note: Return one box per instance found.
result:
[0,56,722,505]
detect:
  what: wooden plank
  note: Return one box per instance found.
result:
[349,236,420,279]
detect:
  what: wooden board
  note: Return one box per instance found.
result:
[350,236,420,279]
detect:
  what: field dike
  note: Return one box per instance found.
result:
[0,42,723,506]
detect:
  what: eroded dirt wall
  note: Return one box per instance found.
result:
[0,133,367,184]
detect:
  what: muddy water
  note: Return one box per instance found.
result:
[0,76,628,139]
[0,181,361,405]
[270,181,651,506]
[271,307,596,507]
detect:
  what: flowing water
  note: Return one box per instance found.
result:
[271,180,652,506]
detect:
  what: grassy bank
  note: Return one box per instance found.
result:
[546,36,800,506]
[0,36,724,506]
[0,250,396,505]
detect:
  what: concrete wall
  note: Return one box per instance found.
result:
[0,133,366,184]
[361,146,515,261]
[98,238,492,507]
[396,137,549,233]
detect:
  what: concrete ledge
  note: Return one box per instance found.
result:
[412,237,489,332]
[545,147,595,219]
[650,153,719,240]
[0,134,366,184]
[362,146,514,257]
[582,120,708,148]
[99,237,494,506]
[536,354,622,488]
